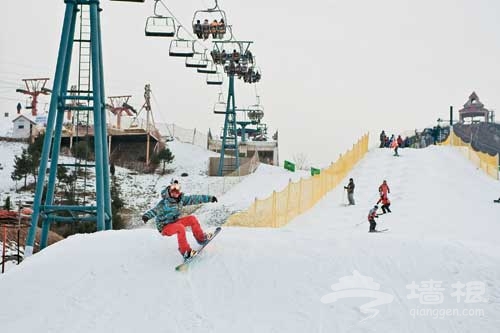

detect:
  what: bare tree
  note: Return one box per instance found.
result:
[292,153,309,171]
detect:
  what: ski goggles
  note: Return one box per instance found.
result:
[170,183,181,192]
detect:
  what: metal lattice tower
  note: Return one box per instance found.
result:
[25,0,112,257]
[217,74,239,176]
[212,40,254,176]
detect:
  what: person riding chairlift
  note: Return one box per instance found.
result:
[202,19,210,40]
[217,19,226,39]
[210,19,218,38]
[193,20,203,39]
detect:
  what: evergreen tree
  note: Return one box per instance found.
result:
[3,196,11,211]
[110,178,126,230]
[157,148,175,174]
[11,148,31,188]
[28,132,44,156]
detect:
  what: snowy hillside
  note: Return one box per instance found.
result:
[1,146,500,332]
[0,139,307,227]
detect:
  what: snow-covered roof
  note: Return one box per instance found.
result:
[11,114,37,124]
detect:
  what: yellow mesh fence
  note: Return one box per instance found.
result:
[226,134,369,228]
[439,130,499,180]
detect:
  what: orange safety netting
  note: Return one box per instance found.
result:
[439,131,499,180]
[226,134,369,228]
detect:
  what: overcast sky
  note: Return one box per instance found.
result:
[2,0,500,166]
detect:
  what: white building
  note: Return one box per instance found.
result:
[12,114,37,139]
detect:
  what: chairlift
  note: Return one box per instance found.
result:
[197,61,218,74]
[169,27,195,57]
[207,72,224,86]
[248,105,264,123]
[213,93,227,113]
[185,52,208,68]
[212,40,253,68]
[192,0,228,40]
[241,65,262,84]
[145,17,175,37]
[144,1,175,37]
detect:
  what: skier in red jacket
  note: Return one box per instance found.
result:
[378,180,390,197]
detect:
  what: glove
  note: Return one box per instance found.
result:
[211,196,218,203]
[142,215,149,223]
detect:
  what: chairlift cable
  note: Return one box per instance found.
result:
[150,90,169,125]
[157,0,212,52]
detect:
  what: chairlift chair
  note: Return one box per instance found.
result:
[197,61,218,74]
[169,40,194,57]
[186,52,209,68]
[248,105,264,123]
[169,27,195,57]
[192,0,228,40]
[213,40,252,67]
[207,72,224,85]
[144,1,175,37]
[145,17,175,37]
[213,93,227,113]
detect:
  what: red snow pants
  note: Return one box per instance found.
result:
[161,215,205,254]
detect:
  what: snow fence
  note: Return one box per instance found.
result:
[225,134,369,228]
[439,130,499,180]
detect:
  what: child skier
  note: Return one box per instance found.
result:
[142,180,218,259]
[344,178,355,205]
[390,139,399,156]
[377,193,391,214]
[368,205,379,232]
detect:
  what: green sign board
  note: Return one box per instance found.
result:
[310,167,321,176]
[284,160,295,172]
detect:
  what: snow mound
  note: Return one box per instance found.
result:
[1,146,499,332]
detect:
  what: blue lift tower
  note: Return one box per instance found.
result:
[24,0,145,257]
[212,40,253,176]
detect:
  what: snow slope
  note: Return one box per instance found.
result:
[1,146,500,332]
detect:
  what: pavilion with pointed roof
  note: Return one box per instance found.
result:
[459,92,493,123]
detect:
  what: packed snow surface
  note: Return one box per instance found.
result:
[1,145,500,332]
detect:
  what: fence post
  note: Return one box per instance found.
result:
[285,179,291,223]
[297,178,302,214]
[253,197,258,226]
[271,191,277,228]
[2,225,6,274]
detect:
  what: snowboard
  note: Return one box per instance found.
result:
[494,199,500,203]
[175,227,222,272]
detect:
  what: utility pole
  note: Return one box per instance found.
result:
[142,84,154,165]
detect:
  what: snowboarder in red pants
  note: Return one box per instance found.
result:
[142,180,217,259]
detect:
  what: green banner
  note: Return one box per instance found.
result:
[284,160,295,172]
[310,167,321,176]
